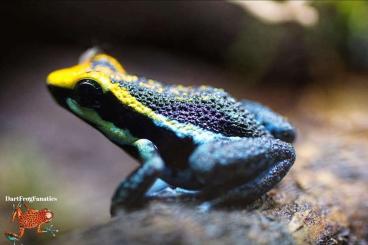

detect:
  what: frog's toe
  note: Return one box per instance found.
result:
[4,232,19,241]
[197,202,213,213]
[148,186,199,198]
[147,186,176,197]
[174,187,199,195]
[271,125,296,143]
[271,120,296,143]
[146,178,171,196]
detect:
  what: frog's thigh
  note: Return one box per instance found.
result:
[240,100,296,143]
[189,137,295,204]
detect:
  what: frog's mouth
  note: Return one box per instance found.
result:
[47,85,72,109]
[65,98,102,125]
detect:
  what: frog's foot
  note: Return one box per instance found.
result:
[146,178,173,197]
[189,137,295,208]
[147,186,177,197]
[240,100,296,143]
[151,187,199,198]
[147,179,198,196]
[4,232,20,242]
[5,227,24,241]
[44,225,59,237]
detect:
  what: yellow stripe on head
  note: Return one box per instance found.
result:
[47,53,162,122]
[47,54,125,89]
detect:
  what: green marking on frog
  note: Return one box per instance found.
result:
[67,98,138,145]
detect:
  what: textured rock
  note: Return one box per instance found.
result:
[52,124,368,245]
[52,201,294,245]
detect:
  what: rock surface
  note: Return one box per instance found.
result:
[52,122,368,244]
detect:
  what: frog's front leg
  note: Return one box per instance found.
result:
[240,100,296,143]
[37,224,46,234]
[11,207,22,223]
[110,139,165,216]
[189,137,295,210]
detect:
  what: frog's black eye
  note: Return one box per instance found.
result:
[74,79,103,108]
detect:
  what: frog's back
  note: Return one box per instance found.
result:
[113,75,267,138]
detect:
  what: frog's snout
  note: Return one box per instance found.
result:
[47,70,62,87]
[47,66,83,108]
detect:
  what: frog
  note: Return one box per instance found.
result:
[47,49,296,216]
[4,202,58,243]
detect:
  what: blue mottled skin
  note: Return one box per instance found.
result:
[47,52,296,216]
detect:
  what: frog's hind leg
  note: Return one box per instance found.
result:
[240,100,296,143]
[189,137,295,210]
[4,227,25,241]
[110,139,164,216]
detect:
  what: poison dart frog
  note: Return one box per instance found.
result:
[47,48,296,216]
[4,202,58,242]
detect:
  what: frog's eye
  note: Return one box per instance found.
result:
[74,79,103,108]
[45,211,53,219]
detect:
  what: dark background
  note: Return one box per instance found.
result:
[0,2,367,244]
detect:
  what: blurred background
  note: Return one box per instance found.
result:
[0,1,367,244]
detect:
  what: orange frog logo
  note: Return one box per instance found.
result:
[4,201,58,244]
